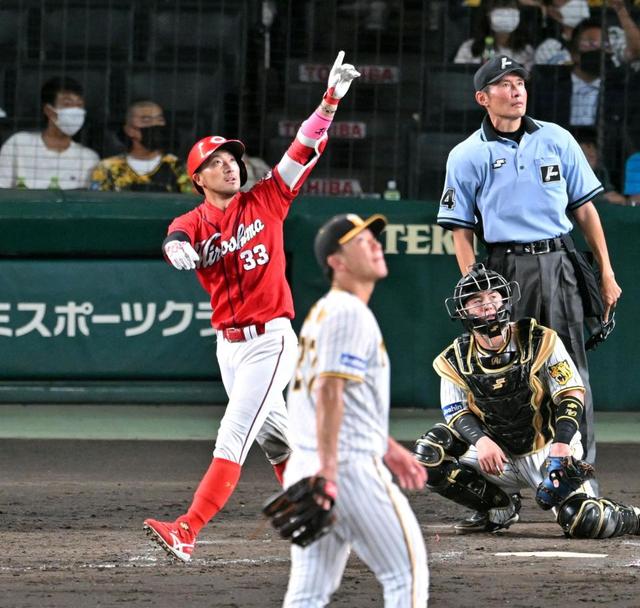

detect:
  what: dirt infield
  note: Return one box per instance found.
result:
[2,439,639,608]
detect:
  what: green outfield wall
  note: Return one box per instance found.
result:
[0,191,636,409]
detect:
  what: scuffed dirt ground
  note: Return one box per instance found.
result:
[1,440,639,607]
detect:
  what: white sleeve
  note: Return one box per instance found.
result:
[453,39,476,64]
[440,377,469,423]
[541,337,585,401]
[80,149,99,189]
[0,135,17,188]
[316,306,371,382]
[534,38,566,65]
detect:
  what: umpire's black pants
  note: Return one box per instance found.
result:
[486,250,596,468]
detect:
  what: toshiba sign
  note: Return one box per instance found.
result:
[303,178,363,197]
[278,120,367,139]
[298,64,399,84]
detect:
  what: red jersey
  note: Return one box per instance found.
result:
[168,168,299,329]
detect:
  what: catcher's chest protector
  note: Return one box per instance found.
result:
[447,319,555,455]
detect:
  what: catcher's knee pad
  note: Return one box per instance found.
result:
[428,461,512,512]
[414,424,469,486]
[558,493,640,538]
[414,423,468,467]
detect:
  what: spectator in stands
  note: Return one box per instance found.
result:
[534,0,640,66]
[530,18,634,182]
[624,150,640,205]
[573,126,626,205]
[454,0,535,70]
[91,100,191,193]
[531,18,629,125]
[241,153,271,192]
[0,77,98,189]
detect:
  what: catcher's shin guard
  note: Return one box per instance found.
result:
[558,493,640,538]
[429,461,513,512]
[414,424,512,513]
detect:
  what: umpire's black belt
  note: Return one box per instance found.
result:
[487,236,567,256]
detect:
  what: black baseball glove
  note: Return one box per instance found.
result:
[535,456,595,510]
[262,476,337,547]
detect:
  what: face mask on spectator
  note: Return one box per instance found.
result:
[52,106,86,136]
[490,8,520,34]
[579,50,613,77]
[139,125,167,151]
[559,0,590,29]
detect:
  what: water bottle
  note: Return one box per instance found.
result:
[48,176,61,190]
[383,179,401,201]
[482,36,496,63]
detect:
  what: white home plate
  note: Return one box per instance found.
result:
[495,551,607,558]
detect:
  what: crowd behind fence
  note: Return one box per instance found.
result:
[0,0,639,202]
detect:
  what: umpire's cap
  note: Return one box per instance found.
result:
[473,55,528,91]
[187,135,248,193]
[314,213,387,278]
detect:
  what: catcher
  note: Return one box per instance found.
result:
[414,264,640,539]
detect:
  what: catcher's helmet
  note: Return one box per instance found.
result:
[445,263,520,338]
[187,135,247,193]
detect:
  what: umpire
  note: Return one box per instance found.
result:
[437,55,621,469]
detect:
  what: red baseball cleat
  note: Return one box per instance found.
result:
[143,518,195,562]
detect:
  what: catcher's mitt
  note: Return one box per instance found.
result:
[262,476,337,547]
[535,456,595,510]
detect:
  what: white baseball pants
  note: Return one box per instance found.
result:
[214,318,297,465]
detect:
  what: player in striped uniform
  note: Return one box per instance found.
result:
[282,213,429,607]
[143,52,361,562]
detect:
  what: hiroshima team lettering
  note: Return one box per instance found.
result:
[196,219,267,268]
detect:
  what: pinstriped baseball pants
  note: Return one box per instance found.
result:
[283,453,429,607]
[459,432,594,497]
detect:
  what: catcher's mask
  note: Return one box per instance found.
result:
[445,263,520,339]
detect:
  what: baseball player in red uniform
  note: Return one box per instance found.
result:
[143,52,360,562]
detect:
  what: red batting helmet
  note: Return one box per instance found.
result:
[187,135,247,193]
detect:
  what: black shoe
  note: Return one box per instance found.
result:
[454,494,521,534]
[454,510,520,534]
[454,510,489,534]
[484,511,520,533]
